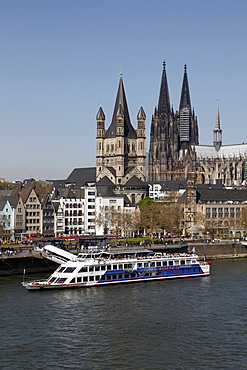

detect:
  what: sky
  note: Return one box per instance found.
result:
[1,0,247,182]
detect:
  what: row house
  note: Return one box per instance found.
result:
[40,193,55,236]
[7,186,55,240]
[0,198,14,241]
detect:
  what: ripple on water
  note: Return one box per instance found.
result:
[0,260,247,369]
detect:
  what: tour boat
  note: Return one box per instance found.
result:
[22,245,211,291]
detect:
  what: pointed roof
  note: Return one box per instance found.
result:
[157,61,171,114]
[96,107,105,120]
[214,101,221,131]
[137,106,146,120]
[105,77,137,139]
[179,64,191,112]
[13,187,33,203]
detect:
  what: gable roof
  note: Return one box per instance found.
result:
[124,176,148,188]
[66,167,96,188]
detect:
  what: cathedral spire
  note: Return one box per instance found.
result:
[213,101,222,151]
[215,101,221,131]
[157,61,171,114]
[105,76,136,139]
[179,64,191,112]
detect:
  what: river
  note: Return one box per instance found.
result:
[0,259,247,369]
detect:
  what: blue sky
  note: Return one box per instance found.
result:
[1,0,247,182]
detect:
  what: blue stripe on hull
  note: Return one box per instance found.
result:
[27,271,209,290]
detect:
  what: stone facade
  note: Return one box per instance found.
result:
[149,62,247,187]
[96,77,148,204]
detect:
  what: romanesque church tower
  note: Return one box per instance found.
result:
[96,76,146,187]
[149,63,198,182]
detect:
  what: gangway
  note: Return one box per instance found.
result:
[43,245,77,265]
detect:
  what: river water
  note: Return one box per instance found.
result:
[0,259,247,370]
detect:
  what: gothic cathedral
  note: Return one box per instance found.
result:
[149,62,247,186]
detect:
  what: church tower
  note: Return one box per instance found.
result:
[96,76,146,185]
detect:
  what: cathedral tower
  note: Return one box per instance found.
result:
[149,62,198,182]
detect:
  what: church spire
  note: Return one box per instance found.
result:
[179,64,191,112]
[157,61,171,114]
[105,77,136,139]
[213,101,222,151]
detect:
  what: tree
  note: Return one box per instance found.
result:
[0,182,15,190]
[156,192,182,234]
[95,206,137,236]
[137,197,159,237]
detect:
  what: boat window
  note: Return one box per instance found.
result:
[112,274,117,280]
[106,275,111,280]
[95,275,100,281]
[156,262,161,267]
[79,267,87,273]
[89,276,94,281]
[89,266,94,272]
[101,265,106,271]
[137,263,142,268]
[150,262,155,267]
[83,276,88,282]
[64,267,76,273]
[125,273,129,279]
[49,277,56,283]
[107,265,111,270]
[101,275,105,280]
[58,267,66,273]
[95,265,100,271]
[118,274,123,279]
[70,278,75,283]
[56,278,66,284]
[180,260,185,265]
[77,277,82,283]
[169,261,173,266]
[186,260,191,264]
[124,263,132,269]
[118,264,123,269]
[162,261,167,266]
[174,261,179,265]
[113,264,118,270]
